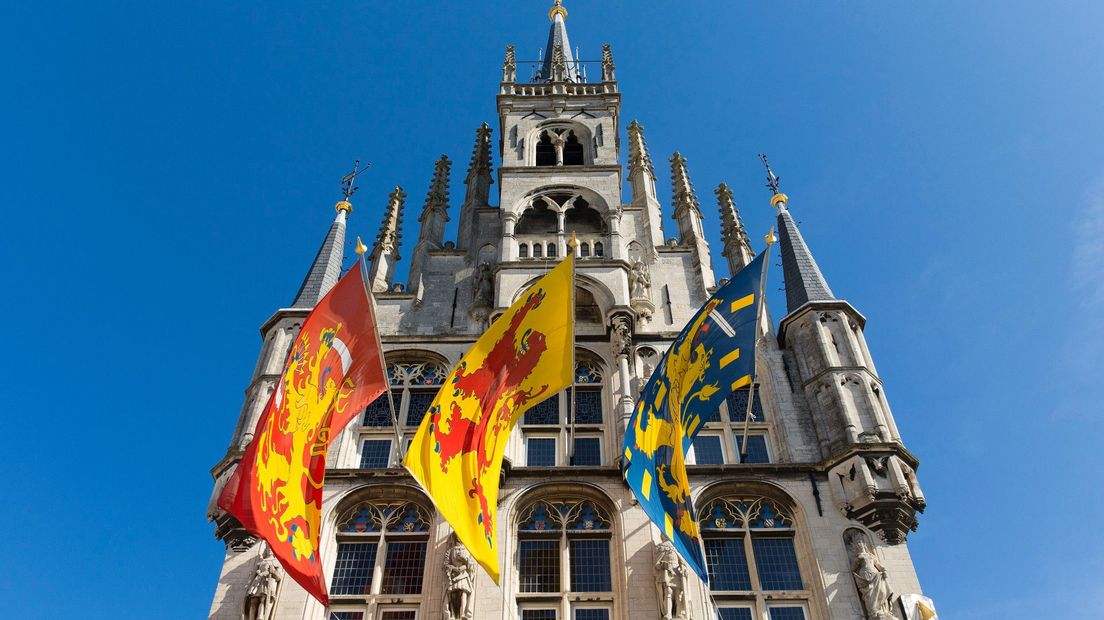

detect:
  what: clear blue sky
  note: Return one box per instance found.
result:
[2,1,1102,617]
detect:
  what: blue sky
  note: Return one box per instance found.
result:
[2,1,1102,617]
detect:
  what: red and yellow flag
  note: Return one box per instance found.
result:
[219,259,387,605]
[404,256,574,581]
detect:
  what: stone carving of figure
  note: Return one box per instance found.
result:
[443,538,476,620]
[654,540,688,620]
[612,317,633,357]
[243,545,282,620]
[630,260,650,299]
[847,534,896,620]
[473,261,494,307]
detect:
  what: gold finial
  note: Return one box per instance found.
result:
[354,236,368,256]
[764,226,777,246]
[335,200,353,214]
[568,231,579,249]
[770,193,788,208]
[549,0,568,21]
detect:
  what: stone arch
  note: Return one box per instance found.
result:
[527,120,593,167]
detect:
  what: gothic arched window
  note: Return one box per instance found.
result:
[516,498,614,619]
[360,360,448,468]
[547,243,557,258]
[521,355,606,467]
[330,498,432,616]
[519,242,529,258]
[700,496,809,620]
[533,243,543,258]
[536,131,557,166]
[563,131,585,165]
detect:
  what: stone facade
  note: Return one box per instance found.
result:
[207,5,933,620]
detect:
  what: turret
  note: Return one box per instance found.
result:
[765,156,926,544]
[669,151,715,291]
[367,186,406,293]
[715,182,755,274]
[627,121,664,249]
[408,156,451,296]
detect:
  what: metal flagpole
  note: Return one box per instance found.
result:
[739,227,775,463]
[567,232,578,466]
[355,237,405,466]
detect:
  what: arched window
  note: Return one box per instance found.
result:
[519,243,529,258]
[521,356,605,467]
[688,386,771,465]
[360,360,448,468]
[329,498,432,616]
[563,131,585,165]
[579,243,590,258]
[516,200,558,235]
[574,287,602,323]
[516,498,614,619]
[536,131,557,166]
[700,496,809,620]
[547,243,557,258]
[592,241,604,257]
[533,243,543,258]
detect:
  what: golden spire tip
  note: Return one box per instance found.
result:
[355,236,368,255]
[568,231,578,249]
[549,0,567,21]
[764,226,777,246]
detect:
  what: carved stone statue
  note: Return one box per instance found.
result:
[472,261,494,307]
[846,533,896,620]
[630,260,651,299]
[611,316,633,357]
[443,538,476,620]
[653,540,688,620]
[243,545,282,620]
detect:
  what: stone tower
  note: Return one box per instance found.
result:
[207,4,933,620]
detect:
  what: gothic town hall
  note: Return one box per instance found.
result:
[206,4,932,620]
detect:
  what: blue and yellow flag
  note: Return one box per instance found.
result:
[622,251,766,582]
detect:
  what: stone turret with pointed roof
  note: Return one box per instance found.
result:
[627,120,664,249]
[408,156,451,298]
[458,124,494,251]
[669,151,714,292]
[716,182,754,274]
[367,186,406,293]
[289,201,349,308]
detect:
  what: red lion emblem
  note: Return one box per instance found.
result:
[430,289,552,542]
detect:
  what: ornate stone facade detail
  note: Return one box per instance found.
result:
[242,545,282,620]
[830,454,926,544]
[654,540,688,620]
[845,530,899,620]
[444,537,476,620]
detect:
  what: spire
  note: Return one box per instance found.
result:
[502,45,517,83]
[535,1,581,82]
[669,151,714,290]
[670,151,703,225]
[759,154,835,313]
[418,154,451,243]
[627,120,664,247]
[458,123,494,252]
[715,182,755,273]
[289,161,366,308]
[601,44,615,82]
[367,186,406,293]
[627,120,655,179]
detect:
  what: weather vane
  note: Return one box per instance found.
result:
[758,153,781,195]
[340,159,370,201]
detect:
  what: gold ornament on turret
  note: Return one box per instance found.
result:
[549,0,568,21]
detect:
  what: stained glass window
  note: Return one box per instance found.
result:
[704,538,752,590]
[570,539,612,592]
[525,398,560,425]
[360,439,392,469]
[518,540,560,592]
[693,435,725,465]
[572,437,601,466]
[527,438,557,467]
[735,435,770,464]
[726,389,765,422]
[381,542,427,594]
[363,392,397,426]
[574,389,603,424]
[752,538,802,590]
[405,392,435,427]
[330,543,377,595]
[767,607,806,620]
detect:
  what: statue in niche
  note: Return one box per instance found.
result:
[243,544,282,620]
[443,538,476,620]
[845,531,897,620]
[630,260,651,299]
[472,261,494,307]
[654,540,688,620]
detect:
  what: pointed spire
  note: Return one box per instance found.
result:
[419,154,451,236]
[759,155,835,313]
[627,120,664,246]
[716,182,755,273]
[502,45,517,83]
[367,186,406,293]
[464,123,493,206]
[290,162,366,308]
[601,44,615,82]
[536,1,581,82]
[627,120,655,178]
[670,151,702,220]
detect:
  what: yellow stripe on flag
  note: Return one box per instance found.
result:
[731,374,752,391]
[730,293,755,313]
[719,348,741,369]
[664,514,674,539]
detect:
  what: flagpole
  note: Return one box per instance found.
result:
[355,237,405,466]
[739,227,775,463]
[567,232,578,466]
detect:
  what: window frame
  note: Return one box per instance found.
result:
[688,385,775,465]
[358,361,447,469]
[519,359,608,468]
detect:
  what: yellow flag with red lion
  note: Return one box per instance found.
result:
[219,258,387,605]
[404,256,574,581]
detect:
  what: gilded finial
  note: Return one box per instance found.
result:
[355,236,368,255]
[549,0,568,21]
[758,153,788,207]
[568,231,579,249]
[764,226,777,246]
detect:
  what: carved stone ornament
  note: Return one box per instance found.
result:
[243,544,283,620]
[443,537,476,620]
[611,315,633,357]
[472,261,494,308]
[653,540,688,620]
[629,260,651,300]
[844,531,898,620]
[829,455,924,545]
